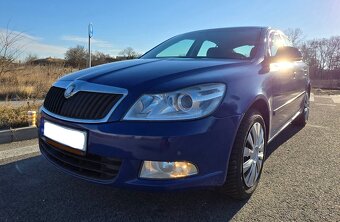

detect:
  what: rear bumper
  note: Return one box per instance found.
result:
[39,112,241,191]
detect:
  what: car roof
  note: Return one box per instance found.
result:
[185,26,269,34]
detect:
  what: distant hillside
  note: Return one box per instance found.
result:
[31,57,65,66]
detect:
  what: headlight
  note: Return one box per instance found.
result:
[140,161,198,179]
[123,83,226,120]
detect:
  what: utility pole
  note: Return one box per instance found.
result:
[88,23,93,67]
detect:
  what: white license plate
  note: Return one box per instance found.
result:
[43,120,87,151]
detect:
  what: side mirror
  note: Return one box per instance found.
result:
[271,46,303,62]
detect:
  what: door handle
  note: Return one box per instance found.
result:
[302,67,308,76]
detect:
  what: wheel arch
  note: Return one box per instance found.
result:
[243,96,271,139]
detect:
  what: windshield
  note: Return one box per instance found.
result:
[141,28,262,60]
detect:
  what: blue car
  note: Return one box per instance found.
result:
[39,27,310,199]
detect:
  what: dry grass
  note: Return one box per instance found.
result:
[0,65,77,129]
[0,102,42,130]
[0,65,77,100]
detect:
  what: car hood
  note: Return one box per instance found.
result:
[59,58,250,91]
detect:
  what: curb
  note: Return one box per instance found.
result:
[0,126,38,144]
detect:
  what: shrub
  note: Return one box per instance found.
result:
[0,102,41,130]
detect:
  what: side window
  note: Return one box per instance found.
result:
[157,39,195,57]
[197,41,217,56]
[269,33,284,56]
[281,35,293,47]
[233,45,255,58]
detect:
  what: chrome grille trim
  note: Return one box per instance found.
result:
[42,80,128,123]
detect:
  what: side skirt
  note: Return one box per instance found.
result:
[268,110,301,143]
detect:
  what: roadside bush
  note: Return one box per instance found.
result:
[0,102,41,130]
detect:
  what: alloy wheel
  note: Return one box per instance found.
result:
[242,122,265,188]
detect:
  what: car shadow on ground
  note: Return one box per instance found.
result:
[0,125,304,222]
[0,157,247,221]
[266,124,304,158]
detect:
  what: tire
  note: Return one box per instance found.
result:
[221,110,267,200]
[292,92,309,127]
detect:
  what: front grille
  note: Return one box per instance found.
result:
[40,139,122,180]
[43,86,122,120]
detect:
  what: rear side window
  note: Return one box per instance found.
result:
[197,41,217,56]
[233,45,255,58]
[156,39,195,57]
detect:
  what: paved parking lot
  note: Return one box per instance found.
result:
[0,93,339,221]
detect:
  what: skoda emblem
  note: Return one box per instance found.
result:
[64,84,77,99]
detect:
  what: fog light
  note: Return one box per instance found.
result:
[140,161,198,179]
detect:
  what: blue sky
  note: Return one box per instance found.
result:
[1,0,339,59]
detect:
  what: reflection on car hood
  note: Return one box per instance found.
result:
[59,58,249,90]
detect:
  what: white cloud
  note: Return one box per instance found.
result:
[61,35,120,55]
[0,28,42,41]
[26,42,67,57]
[0,28,67,59]
[0,28,139,59]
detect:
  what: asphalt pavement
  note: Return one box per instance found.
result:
[0,93,339,221]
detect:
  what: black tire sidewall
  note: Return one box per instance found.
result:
[224,110,267,199]
[293,93,309,126]
[304,93,310,122]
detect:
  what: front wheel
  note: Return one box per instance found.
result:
[221,110,267,200]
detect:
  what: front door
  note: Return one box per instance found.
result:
[269,32,299,137]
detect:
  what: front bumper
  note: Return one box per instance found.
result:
[39,112,241,191]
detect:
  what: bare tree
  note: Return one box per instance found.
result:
[0,26,24,77]
[92,51,115,66]
[327,36,340,70]
[284,28,304,47]
[119,47,139,59]
[24,53,38,64]
[300,36,340,79]
[65,45,87,68]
